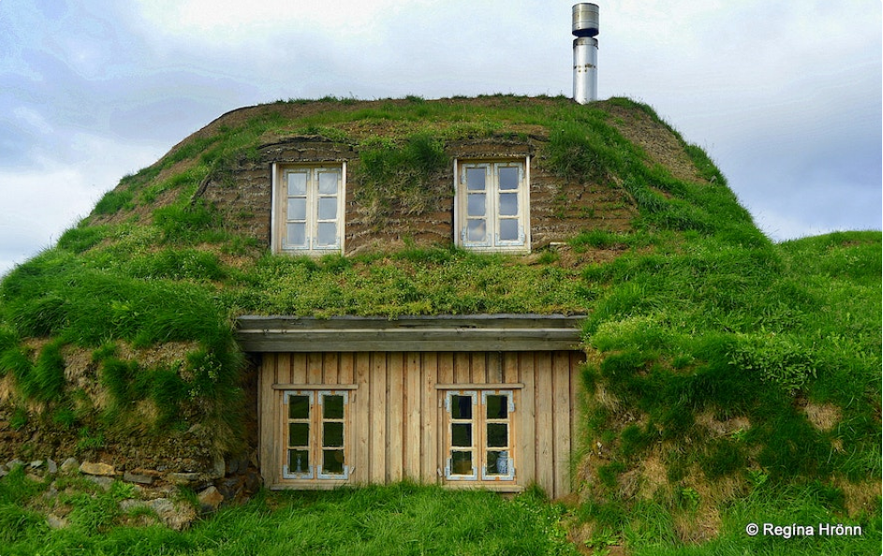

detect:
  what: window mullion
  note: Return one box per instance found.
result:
[491,164,501,247]
[308,169,317,251]
[311,392,320,476]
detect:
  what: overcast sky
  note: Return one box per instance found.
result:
[1,0,880,276]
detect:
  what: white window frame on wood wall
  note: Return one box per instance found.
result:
[281,389,350,482]
[443,389,516,484]
[272,163,346,255]
[454,158,530,253]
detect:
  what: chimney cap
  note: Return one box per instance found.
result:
[572,3,599,37]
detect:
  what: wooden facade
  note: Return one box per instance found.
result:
[238,315,586,499]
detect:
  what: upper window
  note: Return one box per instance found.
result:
[455,159,530,252]
[273,164,345,254]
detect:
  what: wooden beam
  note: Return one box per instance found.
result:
[235,315,585,353]
[237,314,584,331]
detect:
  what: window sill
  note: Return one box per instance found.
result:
[270,480,351,491]
[442,483,524,493]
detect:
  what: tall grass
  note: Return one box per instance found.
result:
[353,133,450,226]
[624,483,880,555]
[222,248,591,318]
[575,230,881,551]
[0,481,578,556]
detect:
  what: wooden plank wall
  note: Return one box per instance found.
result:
[259,350,584,499]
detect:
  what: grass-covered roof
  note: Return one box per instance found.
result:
[0,95,879,548]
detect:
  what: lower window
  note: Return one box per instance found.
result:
[444,390,515,482]
[282,390,349,481]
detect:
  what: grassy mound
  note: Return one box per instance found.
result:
[0,95,878,553]
[572,230,880,551]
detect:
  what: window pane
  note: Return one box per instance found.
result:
[452,423,472,447]
[288,449,310,473]
[499,167,519,190]
[467,193,486,217]
[451,395,473,420]
[287,173,307,195]
[485,395,509,419]
[467,220,486,242]
[486,450,510,475]
[323,450,345,474]
[286,223,306,247]
[451,451,473,475]
[318,172,338,194]
[466,168,486,191]
[287,198,306,221]
[499,193,518,216]
[317,197,337,220]
[323,422,344,447]
[288,423,310,447]
[288,395,311,419]
[323,395,344,419]
[499,219,518,241]
[487,423,508,448]
[316,222,337,246]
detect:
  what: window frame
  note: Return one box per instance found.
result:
[453,158,531,253]
[442,389,516,484]
[281,389,351,482]
[271,163,347,255]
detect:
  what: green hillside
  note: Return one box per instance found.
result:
[0,95,878,553]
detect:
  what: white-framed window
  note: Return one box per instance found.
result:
[272,164,346,254]
[454,159,530,252]
[443,390,515,482]
[282,390,349,481]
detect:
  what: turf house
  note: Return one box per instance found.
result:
[0,95,879,547]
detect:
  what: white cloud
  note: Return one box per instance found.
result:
[13,106,54,135]
[133,0,431,45]
[0,130,163,275]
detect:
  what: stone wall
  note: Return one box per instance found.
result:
[196,135,636,254]
[1,455,261,531]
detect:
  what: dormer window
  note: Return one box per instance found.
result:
[455,159,530,252]
[272,164,346,254]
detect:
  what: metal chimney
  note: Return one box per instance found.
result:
[572,3,599,104]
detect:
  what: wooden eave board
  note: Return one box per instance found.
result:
[236,314,585,352]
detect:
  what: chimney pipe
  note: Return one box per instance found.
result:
[572,3,599,104]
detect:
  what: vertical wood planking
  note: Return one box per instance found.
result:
[553,351,572,498]
[518,352,536,493]
[291,353,307,384]
[404,352,421,481]
[339,353,354,385]
[502,352,518,384]
[535,352,554,496]
[354,352,370,484]
[422,352,439,483]
[370,353,387,483]
[307,353,323,385]
[259,354,278,485]
[472,353,487,385]
[260,347,584,493]
[570,352,582,484]
[387,353,404,482]
[437,353,454,482]
[454,352,471,384]
[276,353,292,384]
[324,352,339,385]
[490,352,504,384]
